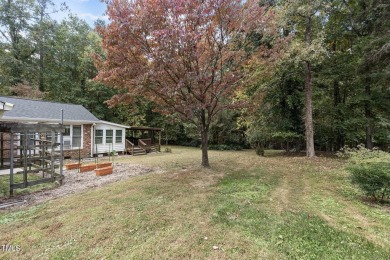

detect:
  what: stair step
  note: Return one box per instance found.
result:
[126,147,147,156]
[132,150,146,154]
[132,152,146,155]
[133,153,147,156]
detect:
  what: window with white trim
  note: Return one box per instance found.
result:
[106,129,113,144]
[62,125,83,149]
[115,130,123,143]
[72,126,82,148]
[95,129,103,144]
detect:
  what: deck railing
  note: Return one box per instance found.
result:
[126,138,159,154]
[125,139,134,155]
[139,139,149,152]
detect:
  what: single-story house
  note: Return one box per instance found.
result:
[0,96,129,158]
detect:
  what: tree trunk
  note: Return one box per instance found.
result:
[304,62,315,157]
[304,13,315,158]
[255,142,265,156]
[200,109,210,167]
[165,129,168,145]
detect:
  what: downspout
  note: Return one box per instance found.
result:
[91,123,96,157]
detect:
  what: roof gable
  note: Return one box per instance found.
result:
[0,96,99,123]
[97,120,130,129]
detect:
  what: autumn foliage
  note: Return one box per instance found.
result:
[96,0,275,166]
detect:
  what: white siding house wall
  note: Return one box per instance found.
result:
[94,123,127,154]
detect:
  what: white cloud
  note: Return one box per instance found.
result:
[79,12,109,22]
[50,0,108,27]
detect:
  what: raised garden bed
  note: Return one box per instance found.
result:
[95,166,113,176]
[79,164,96,173]
[97,162,113,168]
[65,163,81,170]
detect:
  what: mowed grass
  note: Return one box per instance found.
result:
[0,146,389,259]
[0,173,55,197]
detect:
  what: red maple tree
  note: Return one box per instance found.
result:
[96,0,273,167]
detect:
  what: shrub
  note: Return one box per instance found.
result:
[208,144,243,151]
[339,145,390,202]
[164,147,172,153]
[347,162,390,201]
[255,143,264,156]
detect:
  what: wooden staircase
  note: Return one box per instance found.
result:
[126,139,160,156]
[149,145,159,153]
[131,146,147,156]
[126,140,146,156]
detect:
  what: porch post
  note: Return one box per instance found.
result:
[132,129,134,155]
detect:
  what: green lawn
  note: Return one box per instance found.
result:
[0,146,389,259]
[0,172,55,198]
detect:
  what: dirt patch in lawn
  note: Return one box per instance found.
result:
[0,163,160,209]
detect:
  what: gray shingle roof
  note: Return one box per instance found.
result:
[0,96,99,123]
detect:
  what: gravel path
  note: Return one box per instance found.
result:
[0,162,161,209]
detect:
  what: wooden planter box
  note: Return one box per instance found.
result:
[79,164,97,173]
[97,162,113,169]
[65,163,81,170]
[95,166,113,176]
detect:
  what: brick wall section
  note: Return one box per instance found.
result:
[1,132,12,159]
[63,124,92,159]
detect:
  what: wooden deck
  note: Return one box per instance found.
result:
[125,139,160,156]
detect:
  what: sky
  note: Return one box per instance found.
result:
[51,0,109,27]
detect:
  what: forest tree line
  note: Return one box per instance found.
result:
[1,0,389,156]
